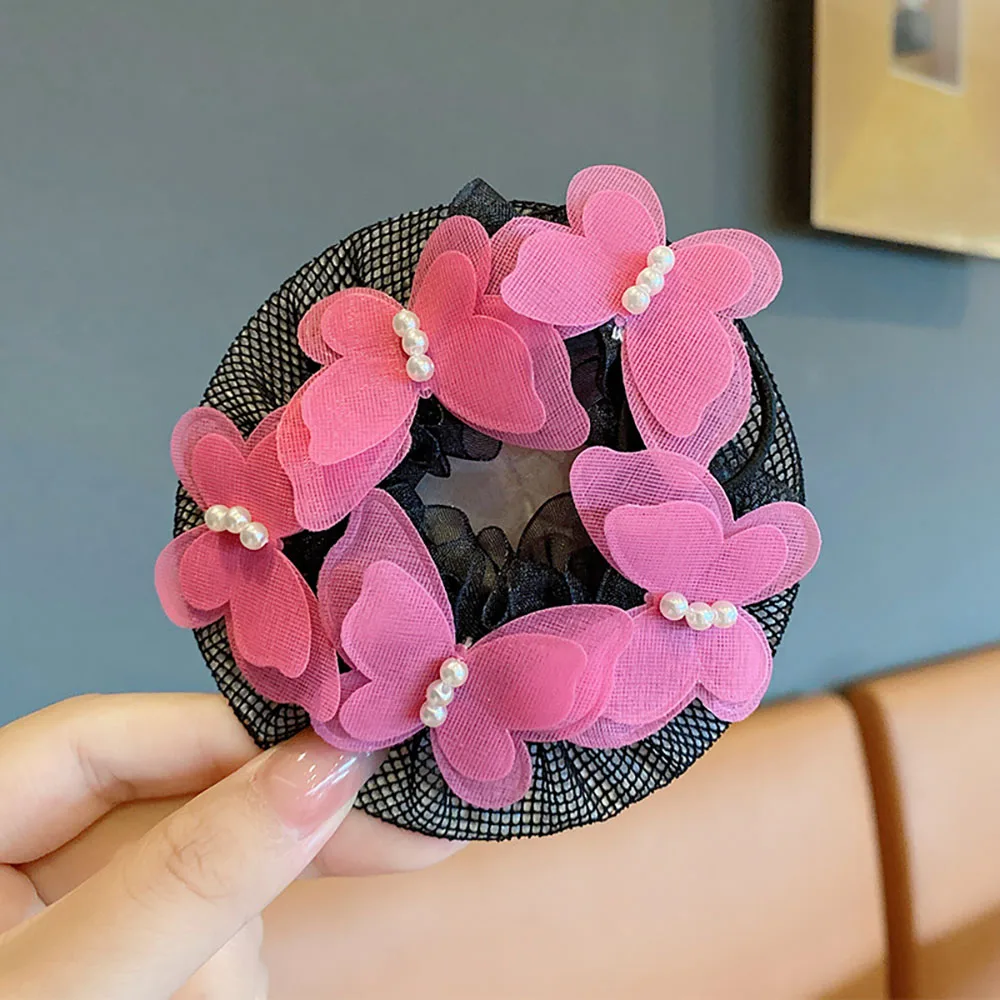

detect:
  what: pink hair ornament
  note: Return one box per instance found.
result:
[156,167,819,839]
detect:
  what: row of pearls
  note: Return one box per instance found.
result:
[419,656,470,728]
[204,504,269,551]
[658,592,738,631]
[392,309,435,383]
[621,244,677,316]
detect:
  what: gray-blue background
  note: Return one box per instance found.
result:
[2,1,997,726]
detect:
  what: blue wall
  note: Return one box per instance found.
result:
[2,0,998,724]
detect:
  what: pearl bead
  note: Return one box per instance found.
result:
[401,328,429,356]
[439,657,469,688]
[224,506,252,533]
[635,266,665,295]
[239,521,269,551]
[621,285,651,315]
[392,309,420,336]
[425,679,454,708]
[712,600,738,629]
[647,245,676,274]
[420,703,447,728]
[686,601,715,631]
[406,354,435,382]
[204,504,230,533]
[658,592,689,621]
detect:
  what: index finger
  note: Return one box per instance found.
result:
[0,694,258,864]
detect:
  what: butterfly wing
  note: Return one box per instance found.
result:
[729,503,821,603]
[600,606,701,728]
[300,354,416,465]
[629,317,752,464]
[466,296,589,450]
[177,528,239,613]
[411,215,492,302]
[276,382,413,532]
[623,299,736,439]
[500,227,622,328]
[566,164,666,242]
[622,242,754,438]
[673,229,781,319]
[604,501,724,596]
[493,604,633,741]
[317,489,451,652]
[297,296,339,365]
[417,252,544,435]
[434,632,586,784]
[170,408,247,509]
[228,545,311,678]
[155,526,225,629]
[313,670,399,751]
[337,561,455,744]
[570,447,729,568]
[296,287,417,464]
[241,431,300,540]
[488,215,571,294]
[694,610,773,720]
[432,734,533,810]
[702,525,788,605]
[230,576,341,722]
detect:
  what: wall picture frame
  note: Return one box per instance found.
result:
[812,0,1000,257]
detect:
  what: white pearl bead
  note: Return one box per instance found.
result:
[635,267,665,295]
[224,506,252,533]
[685,601,716,631]
[204,504,230,533]
[239,521,269,551]
[711,600,738,629]
[425,679,454,708]
[621,285,651,315]
[439,657,469,688]
[420,703,447,728]
[401,328,429,356]
[406,354,435,382]
[392,309,420,336]
[647,245,676,274]
[658,592,689,621]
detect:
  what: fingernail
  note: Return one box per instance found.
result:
[254,731,378,836]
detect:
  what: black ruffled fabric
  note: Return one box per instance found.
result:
[173,179,806,840]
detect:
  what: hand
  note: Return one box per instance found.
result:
[0,693,461,999]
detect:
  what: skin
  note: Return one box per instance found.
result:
[0,693,464,999]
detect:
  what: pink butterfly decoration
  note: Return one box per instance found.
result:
[277,215,589,532]
[312,490,633,809]
[568,447,820,747]
[495,165,783,466]
[155,407,340,721]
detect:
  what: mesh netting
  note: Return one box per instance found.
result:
[173,182,805,840]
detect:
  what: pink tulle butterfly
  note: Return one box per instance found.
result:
[494,165,783,466]
[277,215,589,532]
[155,407,340,721]
[312,490,633,808]
[568,447,820,747]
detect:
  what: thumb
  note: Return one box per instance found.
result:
[0,731,378,1000]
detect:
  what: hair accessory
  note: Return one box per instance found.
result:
[568,447,819,748]
[159,165,818,839]
[496,165,781,466]
[277,215,589,531]
[155,406,341,720]
[313,490,632,809]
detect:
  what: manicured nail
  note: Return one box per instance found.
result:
[255,731,376,835]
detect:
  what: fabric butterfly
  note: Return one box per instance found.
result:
[312,490,632,808]
[278,216,588,531]
[494,164,783,465]
[569,447,820,747]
